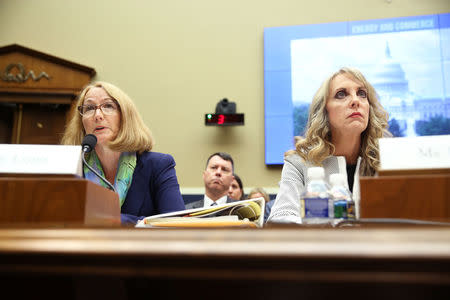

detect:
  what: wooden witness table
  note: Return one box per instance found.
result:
[0,174,449,299]
[0,225,449,300]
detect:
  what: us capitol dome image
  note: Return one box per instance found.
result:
[370,42,449,137]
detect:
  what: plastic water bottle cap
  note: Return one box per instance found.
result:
[307,167,325,179]
[330,173,346,186]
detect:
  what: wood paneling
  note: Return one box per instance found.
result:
[360,174,450,221]
[0,103,14,143]
[18,103,69,144]
[0,44,95,145]
[0,227,449,299]
[0,177,120,226]
[0,44,95,94]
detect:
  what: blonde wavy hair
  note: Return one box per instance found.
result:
[288,67,391,176]
[247,187,271,203]
[61,81,154,153]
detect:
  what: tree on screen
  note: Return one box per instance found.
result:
[293,104,309,137]
[415,115,450,136]
[388,118,405,137]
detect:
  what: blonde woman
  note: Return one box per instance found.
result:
[268,67,390,224]
[248,187,273,223]
[62,81,185,224]
[247,187,270,203]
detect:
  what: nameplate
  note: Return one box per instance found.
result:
[379,135,450,171]
[0,144,82,176]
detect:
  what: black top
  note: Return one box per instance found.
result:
[346,164,357,193]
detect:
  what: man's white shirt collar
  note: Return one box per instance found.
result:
[204,194,228,207]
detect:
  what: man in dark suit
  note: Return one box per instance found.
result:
[186,152,235,209]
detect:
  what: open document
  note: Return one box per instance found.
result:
[136,198,265,228]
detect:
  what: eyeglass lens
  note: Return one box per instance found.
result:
[79,102,118,116]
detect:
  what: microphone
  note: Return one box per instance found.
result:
[81,134,116,193]
[82,133,97,153]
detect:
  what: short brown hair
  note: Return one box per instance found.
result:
[205,152,234,171]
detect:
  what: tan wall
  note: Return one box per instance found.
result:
[1,0,449,194]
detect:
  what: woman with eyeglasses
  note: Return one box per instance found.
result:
[61,81,185,225]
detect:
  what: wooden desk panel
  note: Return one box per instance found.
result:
[0,178,120,226]
[360,174,450,221]
[0,227,449,299]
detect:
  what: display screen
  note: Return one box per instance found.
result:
[264,13,450,165]
[205,114,245,126]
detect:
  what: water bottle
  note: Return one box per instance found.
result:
[300,167,330,224]
[329,173,354,220]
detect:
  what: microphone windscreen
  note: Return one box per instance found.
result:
[82,134,97,152]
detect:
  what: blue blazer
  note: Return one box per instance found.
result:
[120,151,185,224]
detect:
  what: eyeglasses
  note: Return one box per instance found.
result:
[78,101,119,117]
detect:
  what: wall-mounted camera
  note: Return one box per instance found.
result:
[205,98,244,126]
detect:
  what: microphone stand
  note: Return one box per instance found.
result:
[81,151,117,193]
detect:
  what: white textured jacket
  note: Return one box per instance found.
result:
[267,154,361,224]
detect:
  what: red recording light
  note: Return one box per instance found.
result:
[204,113,244,126]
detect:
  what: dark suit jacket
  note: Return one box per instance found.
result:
[264,199,275,223]
[120,151,185,224]
[185,196,235,210]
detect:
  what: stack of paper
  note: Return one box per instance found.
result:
[136,198,265,228]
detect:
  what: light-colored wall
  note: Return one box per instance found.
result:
[1,0,449,194]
